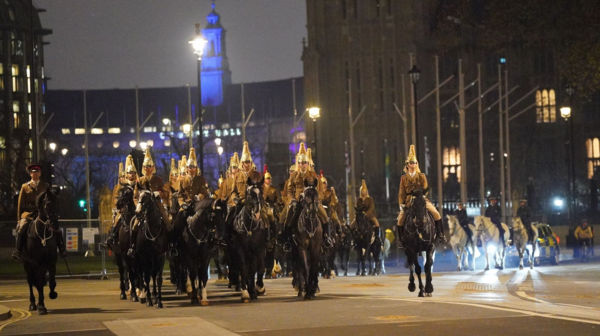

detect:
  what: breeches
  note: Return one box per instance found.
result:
[16,218,29,232]
[397,199,441,226]
[281,201,329,226]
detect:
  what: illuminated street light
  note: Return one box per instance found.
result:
[147,139,154,147]
[217,146,224,155]
[61,148,68,156]
[182,124,191,135]
[215,138,222,146]
[113,141,119,148]
[162,118,171,126]
[140,142,148,151]
[308,107,321,162]
[129,140,137,148]
[308,107,321,120]
[190,23,207,173]
[560,106,571,120]
[49,142,57,152]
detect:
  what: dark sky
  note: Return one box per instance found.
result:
[35,0,307,90]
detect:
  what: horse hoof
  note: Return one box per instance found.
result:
[519,265,524,270]
[361,272,366,277]
[498,266,504,270]
[156,302,163,309]
[251,294,258,301]
[256,287,266,296]
[344,272,348,276]
[457,267,462,272]
[176,289,182,295]
[470,268,475,271]
[304,294,312,300]
[38,307,47,315]
[29,304,37,311]
[49,291,58,300]
[408,284,416,292]
[146,301,153,307]
[120,293,127,300]
[530,265,534,270]
[235,285,241,292]
[418,292,424,297]
[484,266,489,271]
[191,297,199,305]
[132,296,139,302]
[426,293,433,297]
[201,300,209,306]
[242,298,250,303]
[140,298,146,304]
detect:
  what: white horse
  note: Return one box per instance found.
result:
[512,217,538,270]
[474,216,510,270]
[447,215,480,271]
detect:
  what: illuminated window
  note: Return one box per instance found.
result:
[0,63,3,90]
[586,138,600,179]
[0,136,5,149]
[143,126,156,133]
[91,128,103,134]
[108,128,121,134]
[27,66,30,93]
[536,89,556,123]
[442,146,461,182]
[61,128,71,134]
[75,128,85,134]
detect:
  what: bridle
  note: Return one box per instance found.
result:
[235,185,262,236]
[137,190,162,242]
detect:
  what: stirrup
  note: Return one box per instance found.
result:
[437,233,447,243]
[169,248,178,257]
[127,247,135,257]
[323,237,334,249]
[283,241,292,253]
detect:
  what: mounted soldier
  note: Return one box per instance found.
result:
[128,148,171,256]
[485,196,505,245]
[278,143,332,251]
[397,145,445,248]
[103,156,139,247]
[163,158,180,205]
[13,164,66,260]
[320,172,343,236]
[179,148,209,203]
[516,199,534,243]
[352,180,382,246]
[454,202,473,244]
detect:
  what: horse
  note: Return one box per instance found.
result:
[337,223,352,276]
[403,189,436,297]
[134,189,168,308]
[474,216,510,271]
[111,185,139,301]
[182,198,227,305]
[21,189,61,315]
[290,177,323,299]
[352,209,373,277]
[447,215,480,271]
[167,188,188,295]
[512,217,538,270]
[321,205,339,279]
[232,177,268,303]
[368,230,382,276]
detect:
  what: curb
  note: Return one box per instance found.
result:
[0,305,11,321]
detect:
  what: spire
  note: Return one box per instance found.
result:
[206,0,222,28]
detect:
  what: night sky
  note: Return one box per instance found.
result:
[35,0,307,90]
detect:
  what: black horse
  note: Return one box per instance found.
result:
[368,230,383,276]
[21,188,60,315]
[182,198,227,305]
[352,208,373,276]
[321,205,339,279]
[291,178,323,299]
[134,189,168,308]
[111,185,139,301]
[232,177,268,303]
[337,223,353,276]
[403,189,436,297]
[167,189,188,296]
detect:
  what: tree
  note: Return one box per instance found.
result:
[431,0,600,99]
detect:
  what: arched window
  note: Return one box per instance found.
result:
[442,146,461,182]
[586,138,600,179]
[536,89,556,123]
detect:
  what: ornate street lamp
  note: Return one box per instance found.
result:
[189,23,207,174]
[308,107,321,161]
[562,85,576,222]
[409,64,421,162]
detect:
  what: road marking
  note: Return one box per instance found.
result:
[516,291,600,310]
[0,308,31,333]
[0,299,27,303]
[351,296,600,325]
[21,328,110,334]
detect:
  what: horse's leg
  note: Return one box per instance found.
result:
[116,256,127,299]
[355,247,361,276]
[299,247,309,297]
[530,243,536,269]
[187,255,199,304]
[155,254,165,308]
[344,248,349,276]
[407,251,416,293]
[414,256,424,297]
[306,245,319,299]
[27,269,37,311]
[484,243,490,271]
[36,269,47,315]
[424,248,434,296]
[48,259,58,300]
[453,245,461,271]
[256,245,266,296]
[468,242,476,271]
[144,262,152,307]
[236,246,250,303]
[499,245,505,270]
[199,248,211,306]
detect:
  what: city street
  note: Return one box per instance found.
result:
[1,261,599,336]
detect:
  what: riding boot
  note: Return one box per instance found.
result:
[282,224,293,253]
[435,219,447,243]
[169,235,179,257]
[103,220,121,248]
[374,226,382,246]
[128,228,138,257]
[56,230,67,258]
[322,221,334,248]
[12,231,25,260]
[397,226,405,249]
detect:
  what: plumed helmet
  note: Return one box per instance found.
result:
[125,155,137,174]
[296,142,308,163]
[229,152,240,169]
[264,164,271,179]
[360,179,369,197]
[170,158,178,176]
[187,148,198,168]
[240,141,253,163]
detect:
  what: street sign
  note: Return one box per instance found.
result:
[66,228,78,252]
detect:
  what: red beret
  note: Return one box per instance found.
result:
[27,164,42,172]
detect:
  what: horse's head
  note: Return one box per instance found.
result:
[303,177,319,217]
[211,198,227,227]
[135,188,157,219]
[169,186,181,215]
[409,188,427,228]
[116,184,134,209]
[473,216,484,233]
[245,176,264,216]
[36,187,61,230]
[511,216,523,230]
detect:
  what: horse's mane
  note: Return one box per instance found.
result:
[193,198,215,212]
[35,190,48,209]
[475,216,494,226]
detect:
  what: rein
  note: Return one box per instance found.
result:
[141,199,162,242]
[187,213,210,245]
[30,217,53,247]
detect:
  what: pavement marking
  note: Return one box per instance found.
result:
[516,291,600,311]
[352,296,600,326]
[12,328,110,334]
[105,317,238,336]
[0,308,31,333]
[0,299,27,303]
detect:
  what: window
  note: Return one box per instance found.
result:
[536,89,556,123]
[442,146,461,182]
[11,64,21,92]
[0,63,3,90]
[586,138,600,179]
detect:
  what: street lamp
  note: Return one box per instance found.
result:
[308,107,321,161]
[49,142,57,152]
[129,140,137,148]
[409,64,421,162]
[61,148,68,156]
[562,84,576,222]
[190,23,207,174]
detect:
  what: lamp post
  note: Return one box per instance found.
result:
[215,137,223,174]
[182,123,192,153]
[561,84,575,221]
[409,65,421,162]
[189,23,207,174]
[308,107,321,162]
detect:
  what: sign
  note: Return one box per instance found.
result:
[66,228,78,252]
[82,227,99,243]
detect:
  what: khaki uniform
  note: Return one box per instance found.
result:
[397,172,440,226]
[17,180,50,228]
[263,184,281,223]
[281,169,328,225]
[134,174,171,229]
[178,175,208,204]
[322,188,341,225]
[220,170,262,207]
